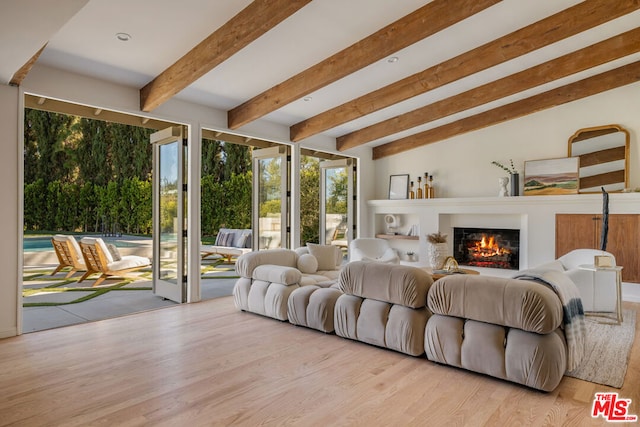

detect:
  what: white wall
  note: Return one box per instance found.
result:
[0,84,19,338]
[373,82,640,199]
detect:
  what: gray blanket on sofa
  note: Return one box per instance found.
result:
[513,268,585,371]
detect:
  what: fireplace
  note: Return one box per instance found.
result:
[453,227,520,270]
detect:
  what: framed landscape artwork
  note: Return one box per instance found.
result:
[388,174,409,199]
[523,157,579,196]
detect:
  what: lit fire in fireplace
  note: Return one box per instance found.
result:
[453,227,519,270]
[472,235,511,258]
[465,234,513,268]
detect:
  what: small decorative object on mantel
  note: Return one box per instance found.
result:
[492,159,520,196]
[389,174,410,199]
[406,251,417,262]
[498,176,510,197]
[427,231,448,269]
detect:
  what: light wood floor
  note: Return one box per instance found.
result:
[1,299,638,426]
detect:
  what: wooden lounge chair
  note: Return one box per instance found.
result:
[78,237,151,287]
[51,235,87,278]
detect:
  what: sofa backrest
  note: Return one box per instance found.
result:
[235,249,298,278]
[338,261,432,309]
[428,275,563,334]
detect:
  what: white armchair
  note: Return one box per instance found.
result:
[349,238,399,264]
[557,249,617,312]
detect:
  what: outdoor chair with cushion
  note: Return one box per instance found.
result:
[78,237,151,286]
[51,235,87,278]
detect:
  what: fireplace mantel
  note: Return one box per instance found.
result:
[367,193,640,277]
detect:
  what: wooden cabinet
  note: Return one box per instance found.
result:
[556,214,640,282]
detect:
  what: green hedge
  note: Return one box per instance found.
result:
[24,178,152,234]
[25,172,252,237]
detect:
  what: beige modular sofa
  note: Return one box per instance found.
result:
[233,255,571,391]
[426,275,567,391]
[233,245,343,321]
[333,261,433,356]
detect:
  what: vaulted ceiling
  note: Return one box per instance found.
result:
[4,0,640,158]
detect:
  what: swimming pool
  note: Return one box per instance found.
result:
[23,236,151,252]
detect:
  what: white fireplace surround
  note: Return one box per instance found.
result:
[367,193,640,301]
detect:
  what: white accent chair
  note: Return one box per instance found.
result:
[349,238,399,264]
[557,249,617,312]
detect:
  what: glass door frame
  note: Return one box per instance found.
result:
[252,145,290,250]
[320,158,356,248]
[151,126,187,303]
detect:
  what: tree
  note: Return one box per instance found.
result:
[76,118,112,186]
[202,139,224,182]
[110,123,153,183]
[300,156,320,244]
[223,143,251,179]
[24,109,76,184]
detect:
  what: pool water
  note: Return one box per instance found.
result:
[23,236,150,252]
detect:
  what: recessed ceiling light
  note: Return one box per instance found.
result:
[116,32,132,42]
[387,56,399,63]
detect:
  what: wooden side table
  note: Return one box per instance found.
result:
[578,264,623,324]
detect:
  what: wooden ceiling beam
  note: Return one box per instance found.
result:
[228,0,501,130]
[140,0,311,112]
[372,61,640,160]
[337,26,640,150]
[293,0,640,144]
[9,44,47,86]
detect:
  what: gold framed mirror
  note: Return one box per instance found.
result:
[568,124,629,193]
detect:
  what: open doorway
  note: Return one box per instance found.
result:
[198,137,357,300]
[199,130,254,300]
[300,149,356,261]
[21,95,181,332]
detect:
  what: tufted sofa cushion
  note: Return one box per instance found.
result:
[334,262,434,356]
[252,265,301,286]
[338,261,431,309]
[428,274,563,334]
[296,253,318,274]
[235,249,298,278]
[234,248,342,321]
[425,274,567,391]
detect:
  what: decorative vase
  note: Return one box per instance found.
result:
[510,173,520,197]
[498,176,509,197]
[429,242,448,269]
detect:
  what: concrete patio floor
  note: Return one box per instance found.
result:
[22,255,238,333]
[22,277,236,333]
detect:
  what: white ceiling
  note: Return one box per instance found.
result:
[3,0,639,152]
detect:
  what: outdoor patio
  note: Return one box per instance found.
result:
[23,249,238,333]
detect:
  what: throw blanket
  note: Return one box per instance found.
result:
[513,268,586,371]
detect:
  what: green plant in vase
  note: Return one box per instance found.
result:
[491,159,520,196]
